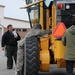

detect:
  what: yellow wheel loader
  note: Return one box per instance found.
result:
[20,0,75,75]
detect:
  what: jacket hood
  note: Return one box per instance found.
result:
[68,25,75,35]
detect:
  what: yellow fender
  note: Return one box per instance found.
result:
[39,38,50,72]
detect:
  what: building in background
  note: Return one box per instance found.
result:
[0,5,30,43]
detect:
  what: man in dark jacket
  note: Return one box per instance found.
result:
[1,24,21,69]
[62,21,75,75]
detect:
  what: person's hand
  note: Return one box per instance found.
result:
[42,35,47,38]
[14,35,17,38]
[2,47,5,51]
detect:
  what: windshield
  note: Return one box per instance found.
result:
[44,0,53,7]
[25,0,40,27]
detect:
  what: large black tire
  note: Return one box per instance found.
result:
[24,37,39,75]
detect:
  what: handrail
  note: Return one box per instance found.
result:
[20,0,44,9]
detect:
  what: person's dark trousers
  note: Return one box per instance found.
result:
[5,46,17,69]
[65,60,75,75]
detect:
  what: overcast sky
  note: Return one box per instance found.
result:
[0,0,29,20]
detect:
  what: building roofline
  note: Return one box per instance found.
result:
[0,5,5,8]
[4,17,29,23]
[0,24,5,28]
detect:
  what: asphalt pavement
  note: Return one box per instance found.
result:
[0,48,75,75]
[0,49,15,75]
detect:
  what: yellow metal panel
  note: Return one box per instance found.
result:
[40,50,50,71]
[40,38,49,50]
[40,1,44,29]
[51,6,56,45]
[57,59,66,68]
[54,40,66,68]
[54,40,66,59]
[52,6,56,32]
[50,35,55,44]
[39,38,50,71]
